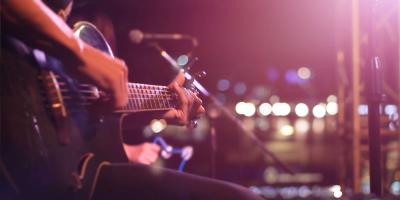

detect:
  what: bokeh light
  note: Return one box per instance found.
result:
[252,85,269,99]
[280,124,294,136]
[234,82,247,95]
[275,117,290,129]
[259,102,272,116]
[326,102,338,115]
[272,102,291,116]
[235,101,247,115]
[297,67,311,80]
[243,117,256,131]
[266,67,279,82]
[295,103,309,117]
[295,119,310,135]
[215,93,226,104]
[384,104,398,116]
[150,119,167,133]
[312,103,326,118]
[298,186,312,198]
[256,117,270,131]
[177,54,189,66]
[285,69,304,84]
[326,95,337,102]
[312,118,325,134]
[390,181,400,196]
[243,102,257,117]
[329,185,342,199]
[358,104,368,115]
[235,101,256,117]
[217,79,230,91]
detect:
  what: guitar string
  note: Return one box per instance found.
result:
[54,76,173,90]
[53,81,180,111]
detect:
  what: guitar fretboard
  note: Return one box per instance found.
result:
[115,83,177,113]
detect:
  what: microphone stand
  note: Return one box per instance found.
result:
[367,0,384,196]
[367,57,383,197]
[149,42,295,175]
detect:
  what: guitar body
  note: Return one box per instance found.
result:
[1,22,128,199]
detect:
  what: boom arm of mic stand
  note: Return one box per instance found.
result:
[151,43,294,175]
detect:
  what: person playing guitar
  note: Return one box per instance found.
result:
[0,1,263,199]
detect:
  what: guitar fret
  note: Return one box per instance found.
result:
[120,83,178,113]
[149,85,155,109]
[128,86,133,110]
[150,87,156,109]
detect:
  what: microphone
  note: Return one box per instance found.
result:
[129,29,194,44]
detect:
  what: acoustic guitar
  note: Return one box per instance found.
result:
[0,21,192,199]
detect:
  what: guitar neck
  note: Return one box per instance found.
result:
[50,73,179,114]
[114,83,177,113]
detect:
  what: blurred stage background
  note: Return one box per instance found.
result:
[71,0,399,199]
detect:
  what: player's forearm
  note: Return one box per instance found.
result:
[2,0,82,62]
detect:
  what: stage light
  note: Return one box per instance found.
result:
[272,102,291,116]
[280,124,294,136]
[217,79,230,91]
[312,118,325,134]
[279,186,297,199]
[312,103,326,118]
[233,82,247,95]
[297,67,311,80]
[150,119,167,133]
[249,186,262,195]
[358,104,368,115]
[333,190,342,199]
[295,103,309,117]
[329,185,342,199]
[384,104,398,116]
[261,186,278,199]
[243,102,256,117]
[294,119,310,135]
[235,101,256,117]
[298,186,312,198]
[235,101,247,115]
[279,103,291,116]
[390,181,400,196]
[326,94,337,102]
[259,102,272,116]
[311,186,323,197]
[177,55,189,66]
[272,103,280,116]
[276,117,290,130]
[326,102,338,115]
